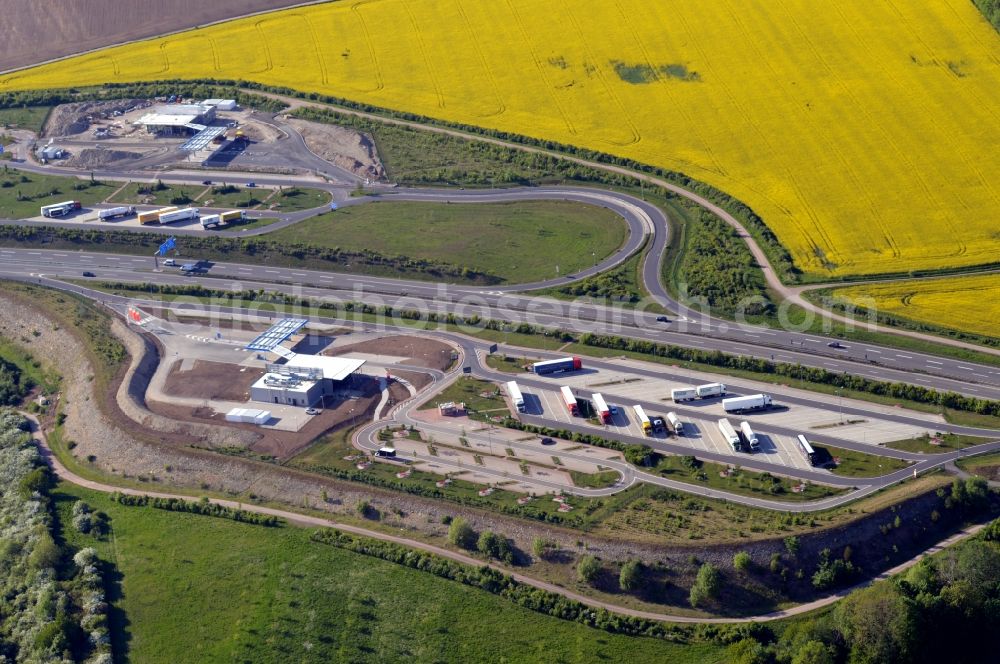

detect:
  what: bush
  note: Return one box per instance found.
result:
[532,537,556,561]
[111,493,282,526]
[577,554,602,584]
[619,559,643,591]
[733,551,752,573]
[689,563,721,607]
[477,530,514,564]
[447,517,476,550]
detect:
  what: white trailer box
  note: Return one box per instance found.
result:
[505,381,525,413]
[740,421,760,451]
[723,394,773,414]
[667,412,684,436]
[158,207,199,224]
[671,387,697,402]
[696,383,727,399]
[201,214,222,229]
[718,418,741,451]
[98,206,135,220]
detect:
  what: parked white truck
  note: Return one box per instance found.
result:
[667,412,684,436]
[98,206,135,221]
[697,383,727,399]
[723,393,773,414]
[671,387,697,402]
[718,418,742,451]
[739,421,760,452]
[158,207,199,225]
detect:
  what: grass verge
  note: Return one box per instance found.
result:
[885,432,993,454]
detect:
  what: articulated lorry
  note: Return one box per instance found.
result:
[667,412,684,436]
[739,421,760,452]
[506,381,525,413]
[671,387,697,402]
[560,386,579,416]
[592,393,611,423]
[98,206,135,221]
[723,393,773,414]
[138,207,177,225]
[158,207,199,225]
[533,356,582,375]
[718,418,742,451]
[40,200,81,218]
[633,404,652,435]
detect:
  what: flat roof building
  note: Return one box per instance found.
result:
[249,355,366,407]
[136,104,217,136]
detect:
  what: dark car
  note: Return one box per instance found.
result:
[245,181,257,188]
[827,341,846,349]
[656,316,670,323]
[82,271,95,277]
[201,180,212,185]
[540,437,556,445]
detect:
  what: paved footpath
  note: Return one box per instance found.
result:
[21,411,990,625]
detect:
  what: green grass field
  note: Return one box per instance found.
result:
[0,168,116,218]
[268,200,625,283]
[819,445,911,478]
[416,377,503,413]
[653,455,843,502]
[570,469,621,488]
[53,485,719,664]
[885,433,991,454]
[0,105,51,133]
[107,182,207,207]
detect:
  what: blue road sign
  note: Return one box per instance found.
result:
[156,236,177,256]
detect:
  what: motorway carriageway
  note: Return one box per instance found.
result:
[4,248,1000,402]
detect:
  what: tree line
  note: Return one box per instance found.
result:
[110,493,282,527]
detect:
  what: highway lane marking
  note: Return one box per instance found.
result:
[265,269,279,273]
[804,338,821,343]
[956,366,972,371]
[896,354,913,359]
[926,361,943,365]
[974,374,989,379]
[865,348,881,354]
[292,272,308,277]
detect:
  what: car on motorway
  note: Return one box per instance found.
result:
[305,407,319,415]
[81,271,95,277]
[201,180,212,185]
[656,316,670,323]
[163,258,176,266]
[245,181,257,188]
[827,341,846,349]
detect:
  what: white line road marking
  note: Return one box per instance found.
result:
[896,354,913,359]
[804,338,821,343]
[957,366,972,371]
[865,349,881,354]
[974,374,989,379]
[927,361,943,366]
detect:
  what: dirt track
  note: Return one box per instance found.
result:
[0,0,312,72]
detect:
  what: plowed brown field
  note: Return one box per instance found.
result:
[0,0,311,72]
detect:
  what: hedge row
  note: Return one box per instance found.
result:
[110,493,282,527]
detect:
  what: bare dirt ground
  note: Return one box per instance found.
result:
[285,117,385,180]
[326,335,456,371]
[66,148,145,169]
[0,1,310,72]
[43,99,147,137]
[162,359,263,401]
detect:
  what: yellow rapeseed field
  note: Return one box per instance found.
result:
[2,0,999,278]
[831,273,1000,339]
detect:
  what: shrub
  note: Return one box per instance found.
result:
[733,551,752,573]
[477,530,514,564]
[689,563,721,607]
[532,537,556,561]
[577,554,601,584]
[447,517,476,550]
[619,559,643,591]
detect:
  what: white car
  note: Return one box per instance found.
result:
[163,258,176,266]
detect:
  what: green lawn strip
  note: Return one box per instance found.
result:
[265,186,332,212]
[652,455,843,501]
[416,377,502,412]
[0,105,51,133]
[816,445,911,478]
[267,199,626,284]
[53,485,717,663]
[484,353,537,373]
[884,432,993,454]
[0,168,117,218]
[956,450,1000,475]
[106,181,207,207]
[220,216,281,231]
[570,469,621,488]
